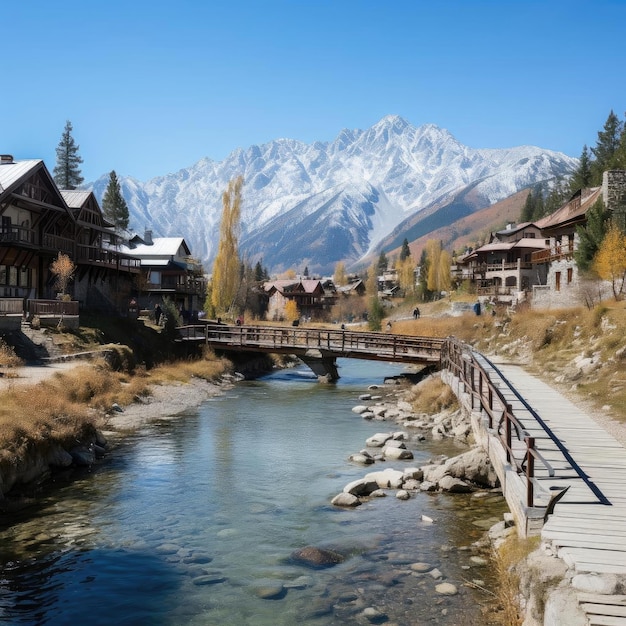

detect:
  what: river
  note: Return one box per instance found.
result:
[0,359,507,625]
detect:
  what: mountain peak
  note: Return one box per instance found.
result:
[373,114,410,133]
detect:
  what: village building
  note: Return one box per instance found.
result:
[264,278,336,321]
[531,170,626,309]
[0,156,141,328]
[119,230,206,322]
[453,222,548,303]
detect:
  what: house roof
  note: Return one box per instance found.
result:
[465,238,547,260]
[535,187,603,231]
[494,221,534,236]
[122,237,190,257]
[0,159,42,194]
[60,190,92,208]
[264,279,324,294]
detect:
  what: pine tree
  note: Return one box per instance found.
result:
[102,170,130,231]
[399,238,411,261]
[53,120,84,190]
[575,198,609,272]
[254,261,264,282]
[569,145,593,192]
[377,251,388,275]
[520,190,535,222]
[591,110,623,184]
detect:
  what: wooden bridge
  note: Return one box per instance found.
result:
[178,322,443,380]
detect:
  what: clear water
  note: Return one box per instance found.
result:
[0,359,506,625]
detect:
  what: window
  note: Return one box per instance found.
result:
[555,272,561,292]
[567,267,573,284]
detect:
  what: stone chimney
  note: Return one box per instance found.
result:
[602,170,626,211]
[144,229,153,245]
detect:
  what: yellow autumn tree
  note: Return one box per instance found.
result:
[50,252,76,298]
[594,223,626,300]
[396,256,415,296]
[284,299,300,323]
[425,240,452,295]
[334,261,347,286]
[211,176,243,315]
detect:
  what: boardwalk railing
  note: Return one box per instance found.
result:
[440,337,556,509]
[178,323,444,364]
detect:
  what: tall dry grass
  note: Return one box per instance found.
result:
[0,350,230,468]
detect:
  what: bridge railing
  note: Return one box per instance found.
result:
[177,323,444,361]
[440,337,554,509]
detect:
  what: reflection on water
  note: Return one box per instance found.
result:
[0,360,507,625]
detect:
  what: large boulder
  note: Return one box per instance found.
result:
[343,478,379,496]
[366,433,393,447]
[383,447,414,461]
[365,468,405,489]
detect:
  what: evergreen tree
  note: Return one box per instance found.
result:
[544,179,568,215]
[377,251,388,275]
[102,170,130,231]
[520,190,535,222]
[575,198,609,272]
[569,145,594,192]
[303,266,309,278]
[591,110,623,184]
[399,238,411,261]
[254,261,264,282]
[53,120,84,190]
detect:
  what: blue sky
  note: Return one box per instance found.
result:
[3,0,625,183]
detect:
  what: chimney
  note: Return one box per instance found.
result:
[0,155,14,165]
[144,229,153,245]
[602,170,626,212]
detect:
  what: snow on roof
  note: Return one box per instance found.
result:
[122,237,189,257]
[0,159,42,194]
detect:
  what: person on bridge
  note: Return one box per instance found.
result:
[413,307,420,319]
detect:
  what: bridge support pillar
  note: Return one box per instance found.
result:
[300,351,340,383]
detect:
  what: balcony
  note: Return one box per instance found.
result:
[0,225,37,246]
[77,245,141,273]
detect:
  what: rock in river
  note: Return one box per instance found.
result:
[290,546,346,569]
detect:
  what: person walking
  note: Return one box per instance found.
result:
[154,303,162,326]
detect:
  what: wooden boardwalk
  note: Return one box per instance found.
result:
[487,360,626,625]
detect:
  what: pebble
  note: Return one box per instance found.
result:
[435,582,458,595]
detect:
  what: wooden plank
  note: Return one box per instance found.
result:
[581,603,626,618]
[578,593,626,606]
[588,616,626,626]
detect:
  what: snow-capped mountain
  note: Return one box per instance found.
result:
[89,115,577,274]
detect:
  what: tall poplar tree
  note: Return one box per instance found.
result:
[102,170,130,231]
[211,176,243,315]
[399,238,411,261]
[53,120,84,190]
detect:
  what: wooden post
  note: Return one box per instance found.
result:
[526,436,535,508]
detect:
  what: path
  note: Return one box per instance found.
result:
[494,361,626,626]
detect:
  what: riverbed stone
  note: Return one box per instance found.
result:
[383,439,406,449]
[331,492,361,507]
[192,574,227,585]
[290,546,346,568]
[69,446,95,467]
[396,489,410,500]
[403,479,420,490]
[410,562,432,573]
[361,606,388,624]
[403,467,424,481]
[343,478,379,496]
[252,581,286,599]
[383,446,414,461]
[435,582,458,595]
[365,433,393,447]
[365,468,405,489]
[352,405,370,414]
[348,453,375,465]
[439,475,473,493]
[359,394,372,401]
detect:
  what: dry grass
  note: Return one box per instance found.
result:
[406,375,459,413]
[0,350,230,469]
[0,338,24,369]
[489,536,540,626]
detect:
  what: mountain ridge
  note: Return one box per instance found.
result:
[88,115,577,274]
